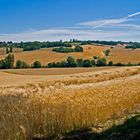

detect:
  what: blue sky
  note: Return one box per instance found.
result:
[0,0,140,42]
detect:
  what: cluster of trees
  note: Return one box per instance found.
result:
[125,43,140,49]
[47,56,108,68]
[47,56,140,68]
[16,60,42,68]
[0,54,140,69]
[0,41,72,51]
[19,41,72,51]
[0,54,14,69]
[79,40,127,46]
[0,40,132,53]
[6,47,13,54]
[52,45,83,53]
[0,54,43,69]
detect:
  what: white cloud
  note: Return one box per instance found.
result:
[79,11,140,29]
[127,11,140,18]
[0,27,140,42]
[0,12,140,42]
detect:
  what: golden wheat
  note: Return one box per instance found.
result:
[0,67,140,139]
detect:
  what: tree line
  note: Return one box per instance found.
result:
[0,54,140,69]
[0,39,135,52]
[125,43,140,49]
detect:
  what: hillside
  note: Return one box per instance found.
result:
[0,45,140,66]
[108,46,140,64]
[0,45,110,65]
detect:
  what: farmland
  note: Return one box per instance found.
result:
[1,44,140,66]
[0,66,140,139]
[0,45,110,65]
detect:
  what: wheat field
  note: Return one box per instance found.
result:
[0,66,140,139]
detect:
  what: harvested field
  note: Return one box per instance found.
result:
[2,67,116,76]
[108,46,140,64]
[0,66,140,139]
[0,67,116,86]
[0,47,22,55]
[0,45,140,65]
[0,45,110,65]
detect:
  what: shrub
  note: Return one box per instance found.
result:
[32,61,42,68]
[91,59,96,66]
[108,61,113,66]
[23,46,41,51]
[52,47,74,53]
[74,45,83,52]
[67,56,77,67]
[52,45,83,53]
[104,49,110,56]
[16,60,23,69]
[93,56,98,59]
[114,63,125,66]
[83,60,92,67]
[76,59,83,67]
[16,60,30,68]
[0,60,6,69]
[96,58,107,66]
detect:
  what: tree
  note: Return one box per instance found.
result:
[10,46,13,53]
[96,58,107,66]
[0,60,5,69]
[74,45,83,52]
[108,61,113,66]
[83,60,92,67]
[16,60,23,68]
[22,61,30,68]
[4,54,14,69]
[32,61,42,68]
[6,47,9,54]
[76,59,83,67]
[67,56,76,67]
[104,49,110,56]
[91,59,96,66]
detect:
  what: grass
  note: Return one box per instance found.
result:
[0,67,140,139]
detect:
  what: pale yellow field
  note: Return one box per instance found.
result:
[0,67,116,86]
[108,46,140,64]
[0,66,140,139]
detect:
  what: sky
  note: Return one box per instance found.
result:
[0,0,140,42]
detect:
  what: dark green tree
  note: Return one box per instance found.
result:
[67,56,76,67]
[83,60,92,67]
[4,54,14,68]
[74,45,83,52]
[108,61,113,66]
[6,47,9,54]
[96,58,107,66]
[76,59,83,67]
[91,59,96,66]
[16,60,23,69]
[32,61,42,68]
